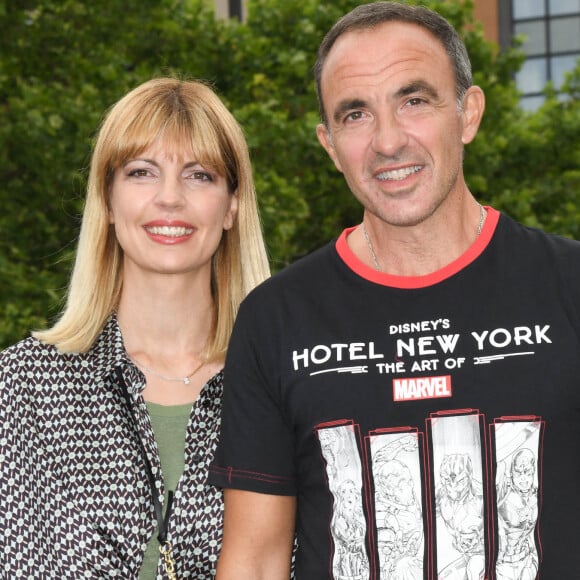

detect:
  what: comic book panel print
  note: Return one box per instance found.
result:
[491,419,542,580]
[427,411,487,580]
[368,429,425,579]
[318,422,370,580]
[316,413,543,580]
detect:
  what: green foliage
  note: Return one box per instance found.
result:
[0,0,579,348]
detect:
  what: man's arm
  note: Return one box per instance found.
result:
[216,489,296,579]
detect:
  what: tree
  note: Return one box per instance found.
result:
[0,0,224,345]
[0,0,578,348]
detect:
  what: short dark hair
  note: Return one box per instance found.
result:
[314,1,473,126]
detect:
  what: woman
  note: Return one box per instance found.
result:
[0,77,270,578]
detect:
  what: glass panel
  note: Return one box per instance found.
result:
[558,92,572,103]
[520,95,546,110]
[551,54,580,88]
[550,17,580,52]
[513,0,546,19]
[516,58,548,92]
[549,0,580,15]
[514,20,547,55]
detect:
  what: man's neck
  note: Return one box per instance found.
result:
[351,199,484,277]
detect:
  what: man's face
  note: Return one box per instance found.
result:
[317,21,482,230]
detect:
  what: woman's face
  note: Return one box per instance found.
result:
[108,140,237,281]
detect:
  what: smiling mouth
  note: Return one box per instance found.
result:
[376,165,422,181]
[145,225,194,237]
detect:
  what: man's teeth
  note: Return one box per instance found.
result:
[147,226,193,237]
[377,165,422,181]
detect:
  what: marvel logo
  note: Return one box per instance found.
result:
[393,375,452,402]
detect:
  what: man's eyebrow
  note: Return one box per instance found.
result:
[396,80,440,100]
[332,98,368,124]
[330,81,442,124]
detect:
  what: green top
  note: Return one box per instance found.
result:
[139,401,192,579]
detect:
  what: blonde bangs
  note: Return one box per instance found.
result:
[99,84,232,189]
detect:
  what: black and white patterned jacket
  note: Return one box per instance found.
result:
[0,315,223,578]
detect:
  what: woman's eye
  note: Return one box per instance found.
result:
[191,171,213,182]
[127,168,150,177]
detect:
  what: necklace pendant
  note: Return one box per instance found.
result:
[183,377,191,385]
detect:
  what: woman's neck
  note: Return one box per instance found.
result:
[118,286,220,404]
[117,268,213,355]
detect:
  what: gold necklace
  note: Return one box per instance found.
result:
[475,203,487,237]
[362,223,381,271]
[363,204,487,272]
[129,356,205,385]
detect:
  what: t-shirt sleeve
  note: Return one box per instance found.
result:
[208,292,297,496]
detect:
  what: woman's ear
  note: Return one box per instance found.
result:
[223,192,238,231]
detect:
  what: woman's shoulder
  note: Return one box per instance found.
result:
[0,335,53,367]
[0,337,53,402]
[0,315,122,374]
[0,335,80,385]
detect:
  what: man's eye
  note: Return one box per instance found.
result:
[345,111,364,122]
[407,97,425,106]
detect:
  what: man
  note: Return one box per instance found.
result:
[209,2,580,578]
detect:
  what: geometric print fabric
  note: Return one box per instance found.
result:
[0,315,223,578]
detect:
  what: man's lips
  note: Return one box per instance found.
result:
[375,165,423,181]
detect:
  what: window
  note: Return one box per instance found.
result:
[510,0,580,109]
[213,0,244,20]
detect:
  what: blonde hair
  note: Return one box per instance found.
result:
[35,78,270,356]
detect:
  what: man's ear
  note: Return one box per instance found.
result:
[316,124,343,173]
[461,85,485,145]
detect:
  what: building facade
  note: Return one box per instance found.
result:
[475,0,580,109]
[214,0,244,20]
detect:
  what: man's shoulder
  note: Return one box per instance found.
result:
[498,212,580,255]
[234,239,340,324]
[256,239,338,292]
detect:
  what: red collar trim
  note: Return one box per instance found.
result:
[335,207,499,289]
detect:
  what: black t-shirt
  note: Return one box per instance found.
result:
[210,209,580,578]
